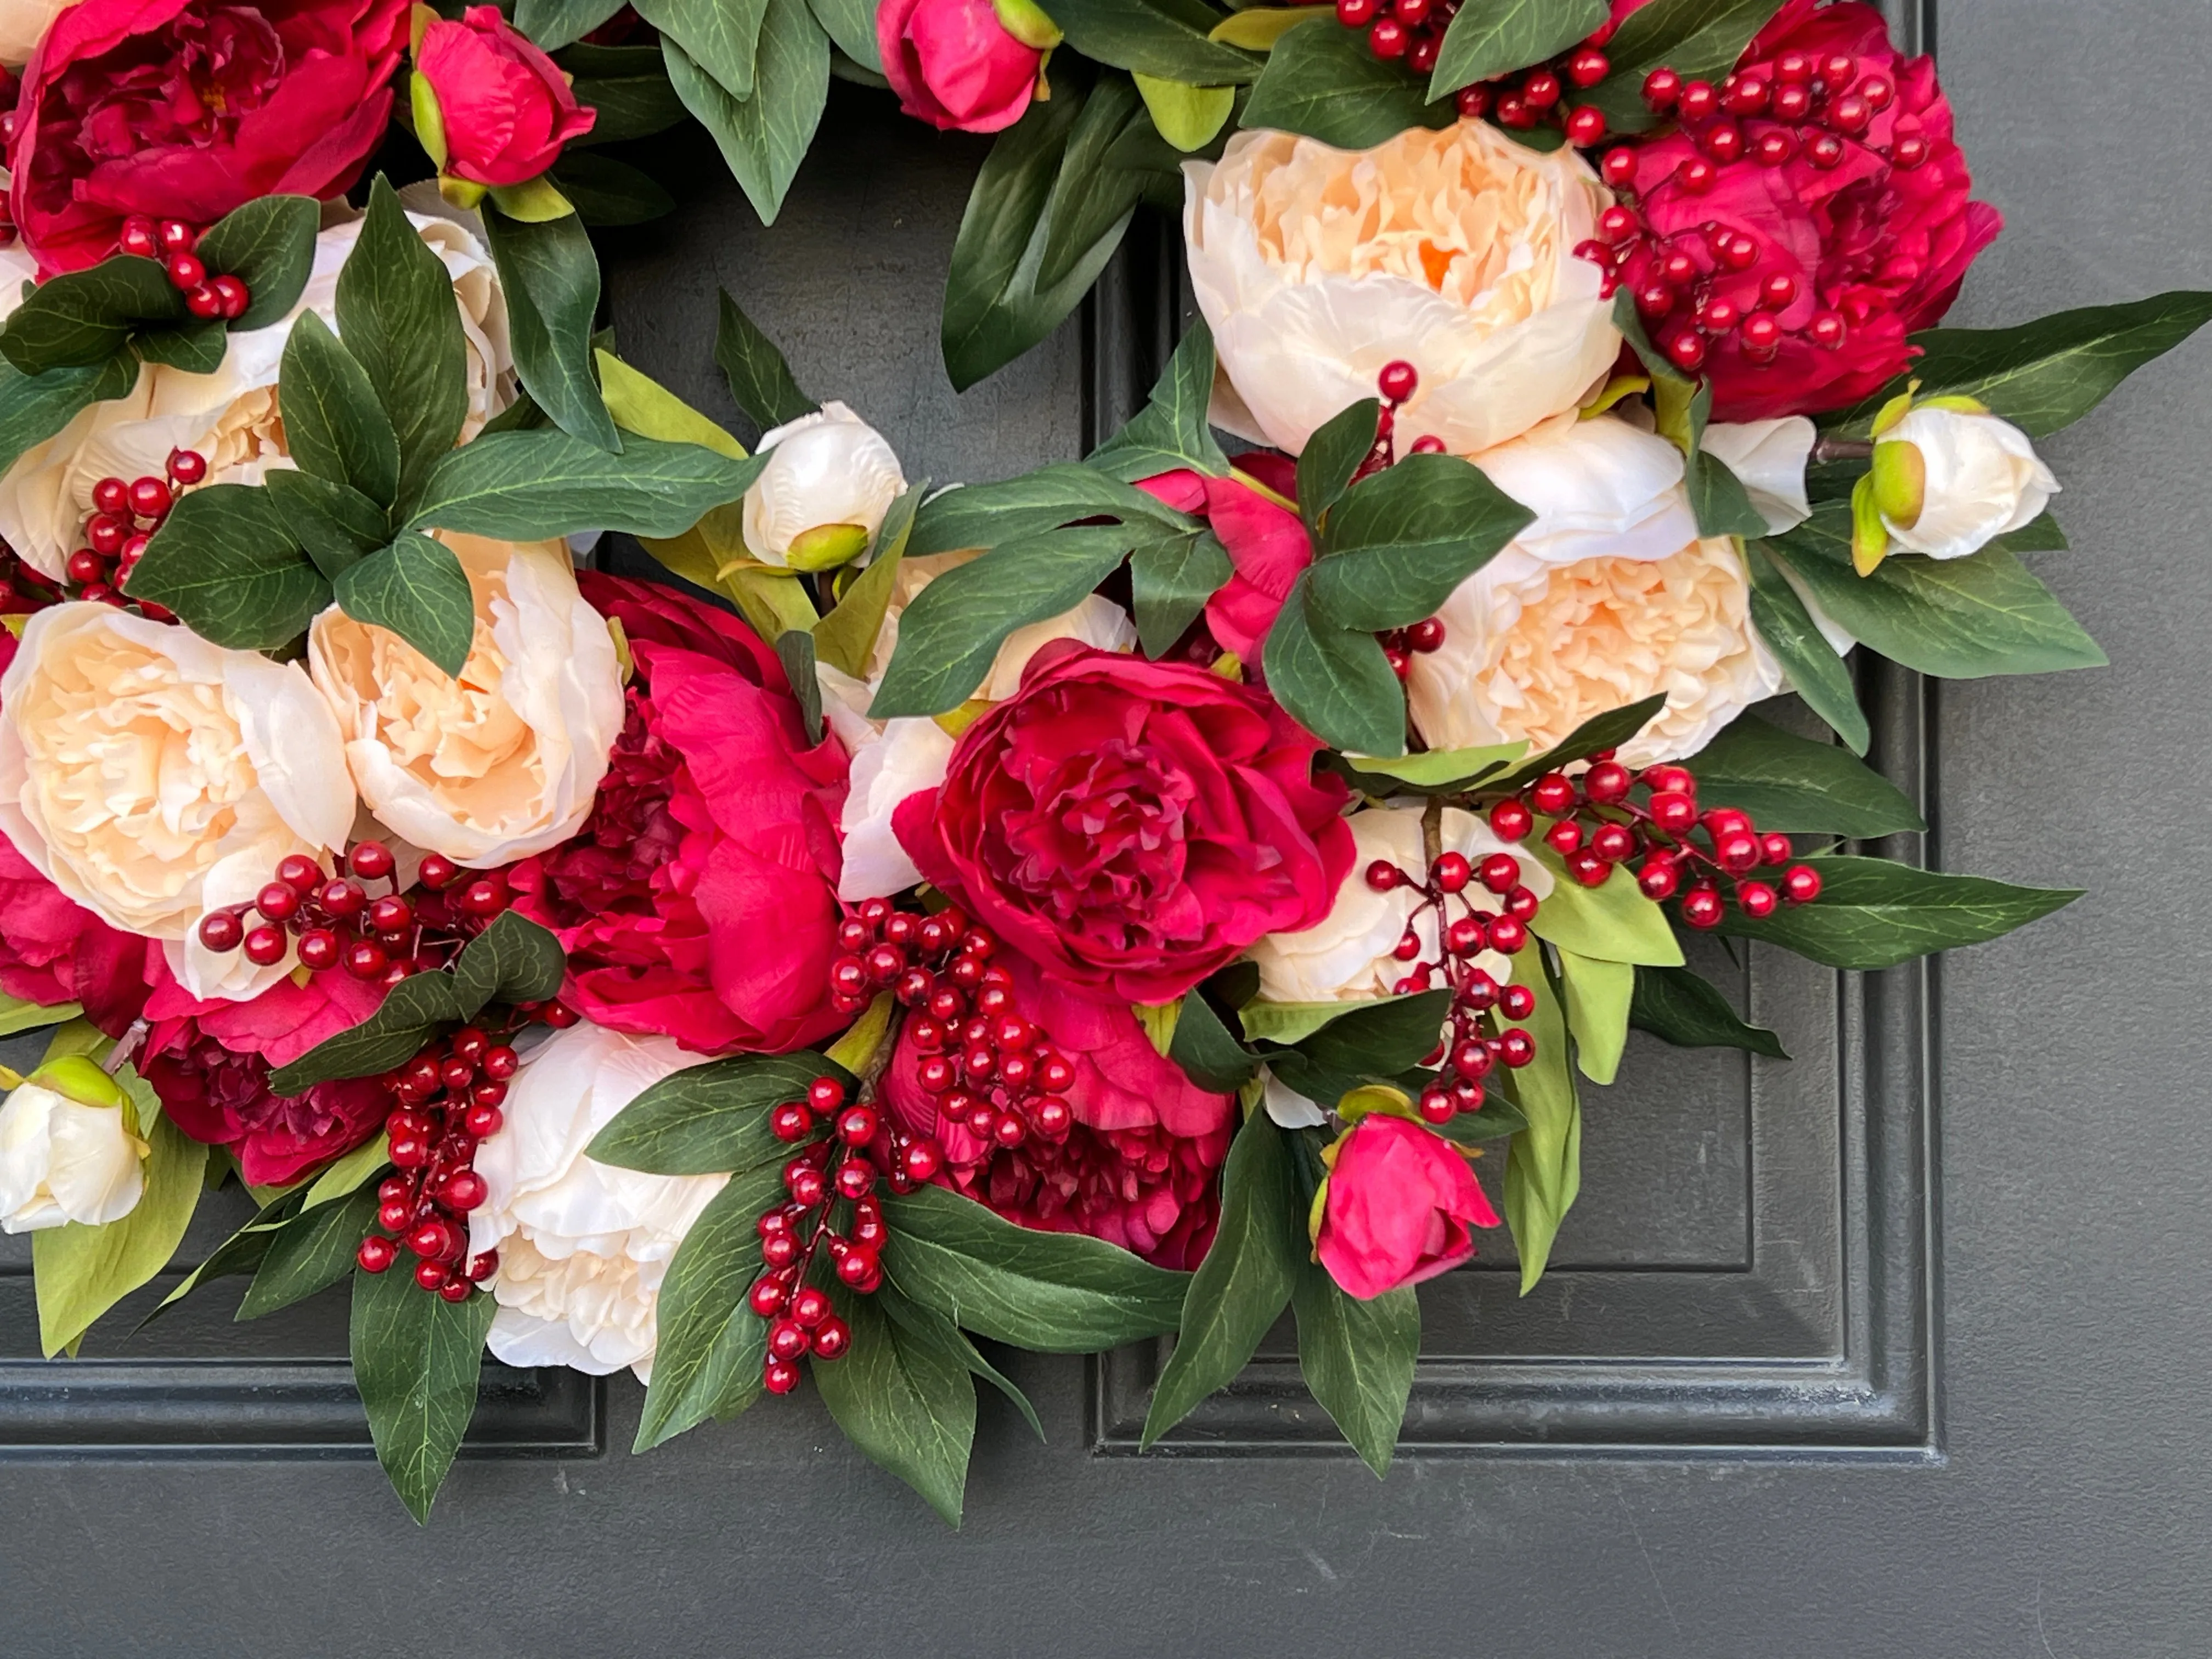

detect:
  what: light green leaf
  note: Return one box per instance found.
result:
[1335,742,1526,793]
[0,992,81,1038]
[350,1263,496,1522]
[1525,843,1685,966]
[1715,855,2079,970]
[303,1136,393,1210]
[1554,946,1633,1086]
[1291,1267,1418,1477]
[1501,944,1577,1293]
[33,1109,206,1356]
[814,1285,976,1526]
[1133,72,1237,150]
[597,349,746,458]
[812,482,923,678]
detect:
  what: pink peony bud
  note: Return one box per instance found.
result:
[415,5,597,190]
[876,0,1053,135]
[1315,1114,1499,1299]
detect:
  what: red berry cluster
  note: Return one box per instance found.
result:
[353,1024,523,1298]
[1356,357,1444,483]
[65,447,204,613]
[1444,22,1618,143]
[1363,850,1542,1124]
[115,216,251,321]
[1485,752,1823,927]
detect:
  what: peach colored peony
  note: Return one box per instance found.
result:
[309,534,624,868]
[1184,123,1620,459]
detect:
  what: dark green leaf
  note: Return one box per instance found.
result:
[1689,710,1923,836]
[196,194,319,329]
[587,1051,838,1175]
[519,0,625,49]
[1291,989,1452,1079]
[450,912,568,1013]
[1582,0,1785,134]
[870,523,1139,716]
[634,1163,784,1449]
[1629,963,1787,1059]
[881,1183,1191,1351]
[1261,572,1406,755]
[1744,539,1869,754]
[775,628,825,742]
[1714,855,2079,970]
[1166,990,1260,1092]
[268,972,470,1092]
[407,429,766,540]
[1291,1267,1417,1477]
[133,321,227,374]
[1611,285,1694,389]
[714,289,814,428]
[336,177,470,514]
[280,311,401,506]
[139,1188,305,1329]
[550,152,679,225]
[906,462,1188,555]
[1046,0,1261,82]
[264,469,390,582]
[236,1187,379,1320]
[1426,1095,1530,1144]
[1296,397,1378,533]
[350,1263,496,1522]
[1685,445,1769,538]
[1087,319,1232,483]
[661,0,829,227]
[1130,528,1232,658]
[1141,1110,1302,1446]
[1987,509,2067,555]
[1484,692,1669,792]
[1429,0,1606,98]
[878,1288,1043,1441]
[634,0,769,96]
[1036,74,1149,295]
[483,206,621,452]
[0,255,183,375]
[814,1285,975,1525]
[1824,290,2212,439]
[333,534,476,678]
[0,350,138,477]
[124,484,325,650]
[806,0,881,69]
[1308,452,1532,629]
[1243,18,1456,147]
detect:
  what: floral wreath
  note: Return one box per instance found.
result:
[0,0,2198,1524]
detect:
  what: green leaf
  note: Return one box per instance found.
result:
[1714,854,2079,969]
[280,311,402,506]
[806,0,882,68]
[778,628,823,742]
[714,289,814,428]
[1087,318,1233,483]
[1765,505,2106,680]
[333,534,476,678]
[1629,963,1786,1059]
[635,0,769,98]
[1261,572,1406,755]
[140,1187,304,1328]
[1308,452,1533,630]
[587,1051,836,1175]
[1141,1109,1301,1445]
[1296,398,1378,533]
[350,1262,496,1522]
[1685,443,1769,539]
[124,484,324,650]
[870,523,1140,716]
[1243,18,1455,146]
[1525,843,1685,966]
[483,206,622,452]
[336,177,471,515]
[236,1187,379,1320]
[1130,528,1233,658]
[1047,0,1261,82]
[0,350,138,477]
[1133,71,1237,151]
[1689,710,1922,836]
[1267,990,1451,1079]
[518,0,625,48]
[814,1284,975,1524]
[634,1162,784,1449]
[303,1136,394,1210]
[1333,741,1526,793]
[1426,1094,1529,1145]
[1166,991,1261,1092]
[1290,1267,1418,1477]
[812,482,923,677]
[407,429,765,540]
[196,194,319,330]
[596,351,745,458]
[133,321,227,374]
[569,57,692,144]
[449,911,568,1012]
[1429,0,1605,98]
[0,992,82,1037]
[879,1287,1044,1441]
[1825,290,2212,440]
[880,1182,1191,1351]
[1745,539,1869,754]
[1501,943,1576,1293]
[1483,692,1671,792]
[1582,0,1785,134]
[1987,509,2068,556]
[662,0,829,228]
[0,255,183,375]
[33,1111,206,1355]
[905,462,1188,555]
[1036,74,1150,294]
[268,972,471,1092]
[264,468,390,581]
[550,152,679,227]
[1554,945,1633,1085]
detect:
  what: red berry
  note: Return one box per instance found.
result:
[165,448,208,485]
[791,1286,832,1329]
[835,1104,878,1144]
[1368,16,1407,57]
[1808,311,1848,348]
[345,940,389,980]
[1488,799,1532,842]
[1444,916,1487,956]
[1530,773,1576,815]
[1376,359,1418,403]
[295,928,339,971]
[1680,886,1725,929]
[459,878,508,917]
[1759,832,1794,866]
[1498,1029,1536,1068]
[768,1317,810,1361]
[378,1200,411,1232]
[903,1139,944,1182]
[1890,134,1929,170]
[1431,851,1471,894]
[1487,915,1528,954]
[1336,0,1376,19]
[347,840,395,881]
[119,219,158,259]
[1715,832,1762,874]
[1637,857,1680,900]
[1460,970,1500,1012]
[763,1357,803,1394]
[1504,884,1539,922]
[463,1104,503,1138]
[417,853,460,890]
[210,274,249,320]
[414,1261,451,1292]
[1455,84,1491,120]
[1677,79,1717,121]
[1566,849,1610,887]
[1741,313,1782,354]
[64,549,106,587]
[749,1274,791,1318]
[1584,760,1631,803]
[443,1171,488,1211]
[157,220,195,256]
[1364,859,1403,892]
[91,477,129,517]
[388,1135,431,1170]
[242,924,287,967]
[130,476,172,520]
[1642,67,1681,110]
[1601,148,1640,190]
[810,1317,852,1361]
[1701,122,1742,164]
[1648,790,1697,834]
[1565,105,1607,147]
[835,1245,879,1286]
[835,1158,876,1200]
[166,252,205,290]
[1781,864,1823,904]
[437,1278,473,1304]
[1773,83,1812,122]
[1521,70,1560,110]
[1806,132,1846,170]
[1418,1087,1454,1125]
[1754,130,1797,168]
[1736,881,1780,918]
[1723,74,1769,115]
[1566,47,1609,87]
[1775,50,1812,83]
[1495,93,1534,129]
[357,1235,398,1273]
[1477,852,1520,894]
[1597,204,1638,244]
[1544,819,1582,856]
[86,514,127,556]
[1591,822,1635,863]
[1499,983,1536,1021]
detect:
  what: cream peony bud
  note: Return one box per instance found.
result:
[1701,416,1817,536]
[1876,404,2058,559]
[0,603,354,941]
[1249,806,1553,1005]
[0,1057,148,1233]
[742,401,907,570]
[0,207,514,582]
[308,534,624,868]
[468,1024,729,1381]
[1183,123,1619,459]
[1405,414,1783,767]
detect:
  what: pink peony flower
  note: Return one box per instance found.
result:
[508,574,849,1057]
[415,5,596,189]
[1316,1113,1499,1299]
[1136,462,1314,670]
[877,0,1043,135]
[879,945,1233,1268]
[894,640,1353,1006]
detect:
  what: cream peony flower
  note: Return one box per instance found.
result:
[0,0,67,65]
[0,603,353,944]
[1250,806,1552,1005]
[0,1058,147,1234]
[1183,123,1619,459]
[1877,404,2058,559]
[308,534,624,868]
[0,208,514,581]
[742,401,907,570]
[469,1024,729,1380]
[1406,414,1782,767]
[1702,416,1816,536]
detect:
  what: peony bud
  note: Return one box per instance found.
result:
[742,402,907,569]
[413,5,596,191]
[0,1055,148,1233]
[878,0,1049,134]
[1313,1113,1498,1299]
[1873,402,2058,562]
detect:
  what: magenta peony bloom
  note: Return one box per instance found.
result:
[1136,462,1314,670]
[508,574,849,1057]
[9,0,411,275]
[1316,1114,1499,1299]
[876,0,1043,135]
[415,5,596,189]
[894,640,1353,1006]
[879,946,1233,1268]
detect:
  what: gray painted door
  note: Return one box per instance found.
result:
[2,3,2207,1653]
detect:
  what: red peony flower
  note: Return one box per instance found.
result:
[1315,1113,1499,1299]
[894,641,1353,1006]
[10,0,411,275]
[508,574,849,1057]
[415,5,595,189]
[879,946,1234,1268]
[1612,0,1999,420]
[876,0,1045,135]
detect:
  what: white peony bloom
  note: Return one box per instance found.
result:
[469,1024,729,1381]
[1249,806,1553,1005]
[1877,404,2058,559]
[1183,123,1618,459]
[0,1058,148,1234]
[1702,416,1816,535]
[0,209,513,581]
[0,603,353,942]
[308,533,624,868]
[742,401,907,569]
[829,714,957,903]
